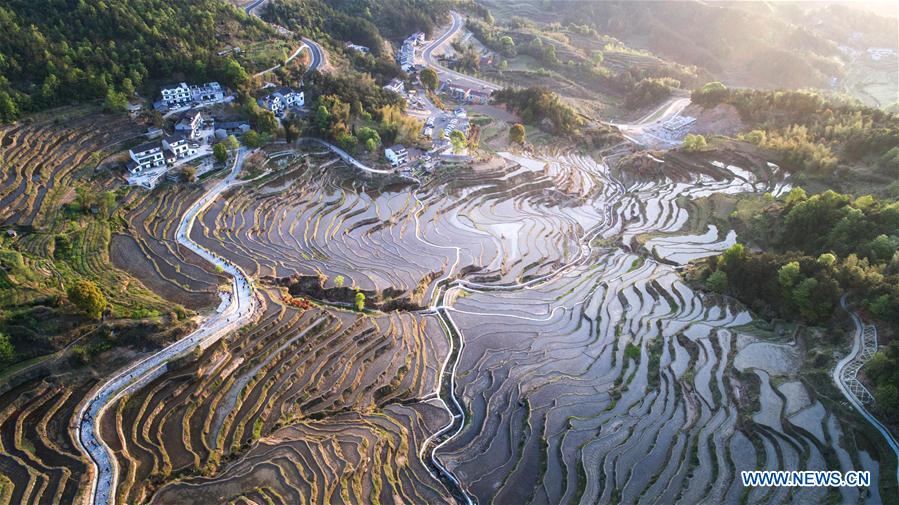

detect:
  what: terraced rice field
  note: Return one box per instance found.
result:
[0,109,203,505]
[99,288,450,504]
[90,145,891,503]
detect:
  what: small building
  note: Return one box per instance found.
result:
[129,141,166,173]
[469,89,491,104]
[190,82,225,102]
[216,121,251,138]
[162,134,197,164]
[161,83,192,107]
[385,144,408,167]
[259,87,304,115]
[384,78,405,95]
[160,81,225,108]
[346,43,370,54]
[175,110,205,139]
[448,86,470,101]
[146,127,164,139]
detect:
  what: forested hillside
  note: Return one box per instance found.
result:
[264,0,452,55]
[0,0,270,122]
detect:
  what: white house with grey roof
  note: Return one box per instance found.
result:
[160,81,225,108]
[259,87,304,115]
[385,144,408,166]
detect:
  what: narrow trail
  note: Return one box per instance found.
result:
[76,149,261,505]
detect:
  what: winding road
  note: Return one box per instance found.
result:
[421,11,500,92]
[77,149,260,505]
[835,296,899,484]
[245,0,326,76]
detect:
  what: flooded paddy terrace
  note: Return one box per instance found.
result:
[132,147,887,503]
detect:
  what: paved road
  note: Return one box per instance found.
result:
[297,138,393,174]
[421,11,500,92]
[77,149,260,505]
[245,0,325,75]
[611,96,691,146]
[835,296,899,484]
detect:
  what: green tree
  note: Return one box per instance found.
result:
[103,90,128,112]
[0,333,14,363]
[213,143,228,163]
[499,36,516,57]
[692,81,728,107]
[355,291,366,311]
[706,270,728,293]
[778,261,802,288]
[420,68,439,91]
[509,123,526,145]
[682,134,708,152]
[875,384,899,417]
[181,166,196,182]
[450,130,467,153]
[226,135,240,151]
[334,275,345,288]
[718,243,745,270]
[67,279,107,319]
[243,130,264,148]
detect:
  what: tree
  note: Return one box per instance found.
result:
[243,130,264,148]
[875,384,899,417]
[103,90,128,112]
[334,275,345,288]
[499,36,516,57]
[0,333,14,363]
[68,279,107,319]
[226,135,240,151]
[213,143,228,163]
[450,130,467,153]
[181,166,196,182]
[778,261,802,288]
[509,123,526,145]
[706,270,728,293]
[420,68,439,91]
[692,81,728,108]
[355,291,366,311]
[682,134,708,152]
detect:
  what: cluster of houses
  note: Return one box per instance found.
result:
[397,32,425,72]
[157,81,229,111]
[128,134,199,174]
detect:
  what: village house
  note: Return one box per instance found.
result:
[160,81,225,108]
[259,87,304,115]
[384,78,405,94]
[346,43,370,54]
[162,134,197,164]
[215,121,251,138]
[174,110,206,139]
[384,144,408,167]
[128,141,166,173]
[127,134,198,174]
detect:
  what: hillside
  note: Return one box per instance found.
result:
[488,1,898,104]
[0,0,275,122]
